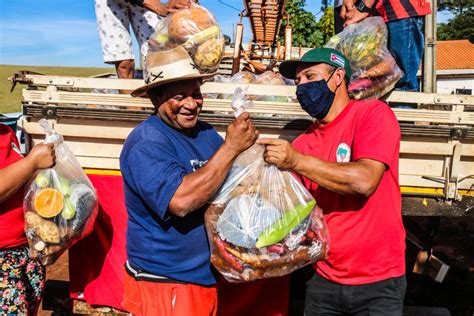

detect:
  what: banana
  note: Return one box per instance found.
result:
[183,26,220,49]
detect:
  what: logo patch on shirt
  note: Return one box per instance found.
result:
[336,143,351,162]
[190,159,207,172]
[11,142,23,157]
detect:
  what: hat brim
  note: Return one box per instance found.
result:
[131,72,218,98]
[279,60,321,80]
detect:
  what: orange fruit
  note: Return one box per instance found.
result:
[34,188,64,218]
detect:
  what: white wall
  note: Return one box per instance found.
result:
[437,77,474,95]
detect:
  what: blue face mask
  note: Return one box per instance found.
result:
[296,75,336,120]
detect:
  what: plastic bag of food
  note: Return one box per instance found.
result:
[206,72,256,100]
[325,17,403,100]
[254,71,290,102]
[231,71,256,84]
[147,4,224,74]
[203,74,232,99]
[23,120,98,265]
[205,91,329,282]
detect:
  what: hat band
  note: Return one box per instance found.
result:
[145,59,201,84]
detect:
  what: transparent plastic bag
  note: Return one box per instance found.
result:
[325,17,403,100]
[23,119,98,265]
[231,87,254,117]
[204,92,329,282]
[203,74,232,99]
[254,71,290,102]
[231,71,256,84]
[147,4,224,74]
[207,71,295,103]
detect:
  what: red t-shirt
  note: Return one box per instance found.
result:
[0,124,28,249]
[376,0,431,22]
[292,99,405,285]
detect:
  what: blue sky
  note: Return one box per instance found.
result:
[0,1,452,67]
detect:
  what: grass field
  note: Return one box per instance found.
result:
[0,64,113,114]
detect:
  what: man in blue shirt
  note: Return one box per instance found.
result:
[120,46,258,315]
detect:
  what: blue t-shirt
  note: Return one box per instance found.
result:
[120,115,224,286]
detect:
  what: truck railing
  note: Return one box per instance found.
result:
[10,72,474,215]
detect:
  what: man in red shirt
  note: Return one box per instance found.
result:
[259,48,406,315]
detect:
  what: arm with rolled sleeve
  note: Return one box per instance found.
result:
[260,102,399,197]
[124,137,253,219]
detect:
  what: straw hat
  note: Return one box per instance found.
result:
[132,46,216,97]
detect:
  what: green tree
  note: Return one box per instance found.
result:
[437,9,474,40]
[438,0,473,14]
[278,0,323,48]
[319,6,335,43]
[277,0,336,47]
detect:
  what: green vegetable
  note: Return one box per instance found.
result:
[256,200,316,248]
[58,176,71,197]
[35,173,50,188]
[61,198,76,220]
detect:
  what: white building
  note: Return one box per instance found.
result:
[435,39,474,95]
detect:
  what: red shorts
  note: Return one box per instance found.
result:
[123,272,217,316]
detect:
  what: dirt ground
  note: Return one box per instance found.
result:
[38,217,474,316]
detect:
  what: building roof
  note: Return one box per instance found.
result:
[437,40,474,70]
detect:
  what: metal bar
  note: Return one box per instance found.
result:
[14,74,474,106]
[422,0,437,93]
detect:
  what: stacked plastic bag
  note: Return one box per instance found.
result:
[24,120,98,265]
[325,17,403,100]
[147,4,224,74]
[206,71,295,102]
[205,90,329,282]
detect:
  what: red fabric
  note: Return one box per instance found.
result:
[292,100,405,285]
[123,272,217,316]
[375,0,431,22]
[217,276,289,316]
[0,124,27,249]
[69,174,128,311]
[69,174,289,314]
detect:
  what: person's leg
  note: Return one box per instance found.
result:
[123,272,217,316]
[387,17,425,92]
[0,245,45,315]
[114,59,135,79]
[95,0,135,81]
[217,275,289,316]
[304,273,345,315]
[0,247,26,314]
[350,275,407,316]
[172,283,218,316]
[23,246,46,315]
[129,2,161,71]
[334,6,344,34]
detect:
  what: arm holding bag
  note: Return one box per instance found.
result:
[23,119,98,265]
[325,17,403,100]
[205,89,329,282]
